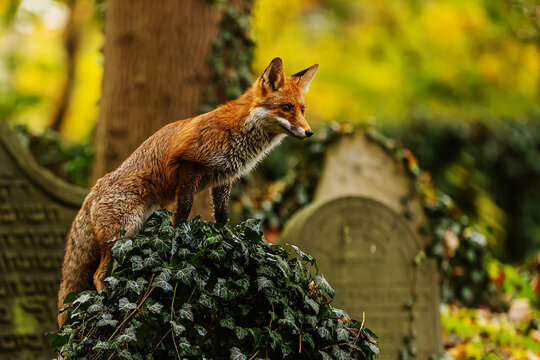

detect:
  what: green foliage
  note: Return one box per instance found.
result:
[253,0,540,124]
[423,197,498,307]
[50,210,379,359]
[386,118,540,261]
[202,0,255,112]
[487,258,539,305]
[12,123,93,187]
[441,304,540,358]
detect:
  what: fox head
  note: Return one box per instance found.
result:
[251,57,318,139]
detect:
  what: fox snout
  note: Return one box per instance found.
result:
[291,126,314,139]
[295,128,314,139]
[278,119,313,139]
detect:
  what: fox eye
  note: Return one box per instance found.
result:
[281,104,291,112]
[301,106,305,114]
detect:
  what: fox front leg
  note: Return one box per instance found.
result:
[212,182,232,224]
[174,164,203,226]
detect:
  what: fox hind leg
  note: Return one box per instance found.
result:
[90,202,150,291]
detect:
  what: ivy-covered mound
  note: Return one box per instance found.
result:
[51,210,379,359]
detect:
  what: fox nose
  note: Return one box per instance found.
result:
[305,130,314,137]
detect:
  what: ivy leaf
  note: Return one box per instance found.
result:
[175,247,191,259]
[117,326,137,343]
[118,297,137,312]
[365,341,380,355]
[305,315,317,328]
[267,328,282,350]
[304,296,319,314]
[172,263,195,284]
[318,350,333,360]
[49,332,69,350]
[92,341,112,351]
[147,302,163,315]
[150,233,172,254]
[126,278,146,295]
[170,320,186,336]
[197,293,216,309]
[112,239,133,263]
[176,336,190,348]
[130,255,143,271]
[87,303,104,314]
[302,332,315,349]
[363,327,379,340]
[178,303,194,321]
[332,345,350,360]
[213,278,228,298]
[154,271,172,291]
[204,235,222,246]
[256,265,276,277]
[244,227,261,243]
[142,251,160,269]
[336,326,349,342]
[234,326,249,340]
[315,274,335,298]
[275,256,291,277]
[256,276,273,291]
[194,324,207,337]
[62,291,78,304]
[220,317,235,329]
[96,312,117,327]
[230,347,247,360]
[72,293,92,306]
[280,343,292,357]
[291,244,314,262]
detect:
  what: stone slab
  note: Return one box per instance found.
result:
[0,121,87,360]
[282,196,442,359]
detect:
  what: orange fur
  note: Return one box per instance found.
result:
[57,58,318,327]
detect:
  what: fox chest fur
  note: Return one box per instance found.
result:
[203,109,286,188]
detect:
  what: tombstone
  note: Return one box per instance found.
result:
[0,121,87,360]
[281,132,442,359]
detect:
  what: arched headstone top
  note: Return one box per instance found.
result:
[313,131,428,246]
[0,121,88,206]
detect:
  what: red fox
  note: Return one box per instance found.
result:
[57,57,318,326]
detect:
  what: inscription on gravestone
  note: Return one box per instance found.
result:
[282,196,442,359]
[0,121,86,359]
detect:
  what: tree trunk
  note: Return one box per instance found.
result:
[92,0,224,220]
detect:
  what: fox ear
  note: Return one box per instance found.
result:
[260,57,285,94]
[292,64,319,94]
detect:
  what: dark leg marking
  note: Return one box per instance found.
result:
[212,182,232,224]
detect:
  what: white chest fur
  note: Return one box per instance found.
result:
[207,107,286,185]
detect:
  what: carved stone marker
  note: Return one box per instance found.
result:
[0,121,86,359]
[281,132,442,359]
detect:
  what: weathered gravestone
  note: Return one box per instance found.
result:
[0,121,87,359]
[281,132,442,359]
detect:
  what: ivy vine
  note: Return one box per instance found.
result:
[202,0,255,112]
